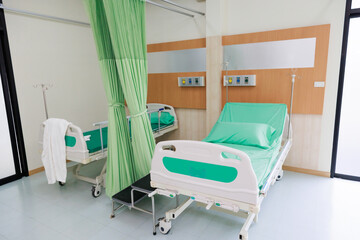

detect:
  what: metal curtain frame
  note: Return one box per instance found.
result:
[0,0,201,25]
[158,0,205,16]
[0,0,28,184]
[331,0,360,180]
[0,3,90,26]
[146,0,194,17]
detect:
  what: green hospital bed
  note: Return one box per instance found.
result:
[150,102,292,239]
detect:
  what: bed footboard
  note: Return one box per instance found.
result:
[150,140,260,205]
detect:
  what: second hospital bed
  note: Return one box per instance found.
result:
[150,102,292,240]
[40,103,178,197]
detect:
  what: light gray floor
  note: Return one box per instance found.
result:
[1,167,360,240]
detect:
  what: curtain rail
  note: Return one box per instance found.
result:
[158,0,205,16]
[0,4,90,27]
[146,0,194,17]
[0,1,198,27]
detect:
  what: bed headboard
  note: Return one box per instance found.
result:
[218,102,287,141]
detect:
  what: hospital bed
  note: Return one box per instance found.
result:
[40,103,178,197]
[149,102,292,240]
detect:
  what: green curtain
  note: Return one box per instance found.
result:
[103,0,155,180]
[84,0,135,197]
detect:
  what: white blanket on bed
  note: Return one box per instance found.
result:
[41,118,70,184]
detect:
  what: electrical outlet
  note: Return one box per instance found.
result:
[178,77,205,87]
[314,81,325,88]
[224,75,256,86]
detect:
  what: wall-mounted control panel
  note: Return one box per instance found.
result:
[178,76,205,87]
[224,75,256,87]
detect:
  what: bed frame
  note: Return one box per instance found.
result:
[146,103,178,138]
[39,103,178,197]
[149,116,292,240]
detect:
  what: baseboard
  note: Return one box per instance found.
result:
[283,165,330,178]
[29,160,70,176]
[29,166,45,176]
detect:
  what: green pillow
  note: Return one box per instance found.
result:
[150,112,174,126]
[203,122,276,149]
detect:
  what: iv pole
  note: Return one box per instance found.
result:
[288,70,296,139]
[34,83,52,119]
[224,59,230,103]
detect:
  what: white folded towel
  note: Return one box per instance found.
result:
[41,118,70,184]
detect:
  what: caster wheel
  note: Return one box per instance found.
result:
[276,170,284,181]
[59,181,65,186]
[91,185,101,198]
[159,219,171,235]
[153,232,156,236]
[110,214,115,219]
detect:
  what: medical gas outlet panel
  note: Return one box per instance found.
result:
[224,75,256,86]
[178,76,205,87]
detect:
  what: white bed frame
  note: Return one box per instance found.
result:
[149,116,292,240]
[39,121,108,197]
[39,103,178,197]
[146,103,178,138]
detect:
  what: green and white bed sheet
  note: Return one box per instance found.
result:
[203,102,287,190]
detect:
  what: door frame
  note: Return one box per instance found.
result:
[331,0,360,180]
[0,0,28,185]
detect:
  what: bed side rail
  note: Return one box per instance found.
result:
[39,122,90,162]
[147,103,178,123]
[150,140,259,205]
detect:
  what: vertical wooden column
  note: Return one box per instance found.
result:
[206,37,222,133]
[205,0,223,134]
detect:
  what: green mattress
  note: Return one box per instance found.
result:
[203,102,287,190]
[65,112,174,154]
[150,111,175,130]
[130,111,175,134]
[65,127,108,154]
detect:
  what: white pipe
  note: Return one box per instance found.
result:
[146,0,194,17]
[0,4,90,27]
[288,74,296,139]
[158,0,205,16]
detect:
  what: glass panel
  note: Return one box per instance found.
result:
[352,0,360,9]
[336,18,360,176]
[0,75,16,179]
[223,38,316,70]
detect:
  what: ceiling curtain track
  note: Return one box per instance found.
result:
[0,0,203,27]
[103,0,156,181]
[83,0,135,197]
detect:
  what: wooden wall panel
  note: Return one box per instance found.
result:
[147,38,207,109]
[221,24,330,114]
[148,72,206,109]
[155,109,207,142]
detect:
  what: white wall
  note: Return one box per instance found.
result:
[146,0,208,142]
[146,0,206,43]
[221,0,346,172]
[4,0,107,170]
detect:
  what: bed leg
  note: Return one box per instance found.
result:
[276,169,284,181]
[151,196,157,235]
[254,213,259,223]
[159,198,194,235]
[110,200,115,218]
[239,212,256,240]
[176,195,179,208]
